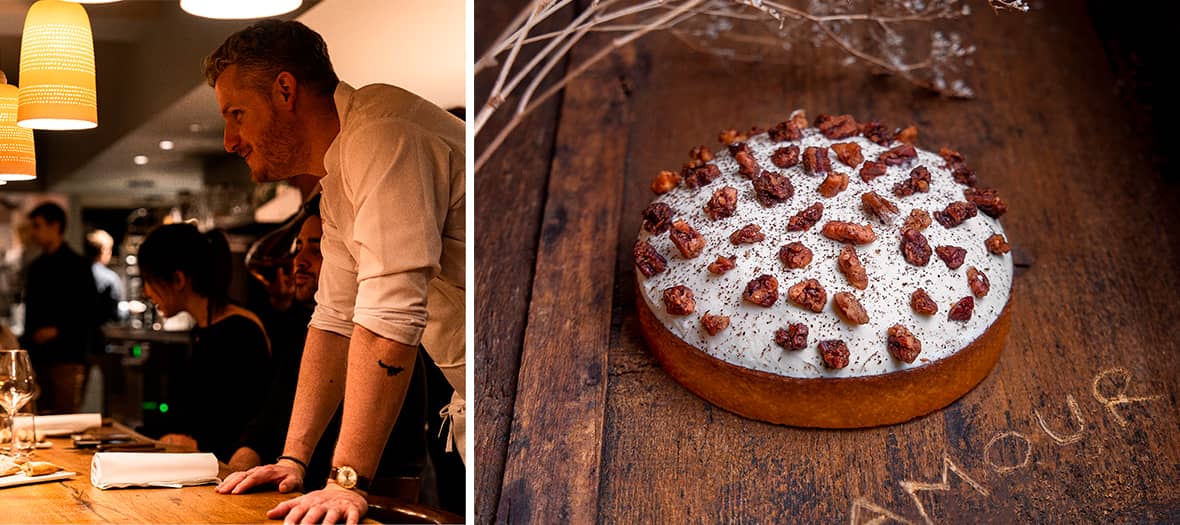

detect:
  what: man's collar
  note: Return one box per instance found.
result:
[332,81,356,129]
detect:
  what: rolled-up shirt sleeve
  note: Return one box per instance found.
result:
[310,118,452,345]
[309,202,358,338]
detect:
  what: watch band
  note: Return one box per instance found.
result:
[328,466,372,492]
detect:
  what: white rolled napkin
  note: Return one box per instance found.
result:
[90,452,221,489]
[14,413,102,436]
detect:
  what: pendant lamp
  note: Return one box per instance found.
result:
[17,0,98,131]
[180,0,302,19]
[0,71,36,181]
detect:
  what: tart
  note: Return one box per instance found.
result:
[634,111,1012,428]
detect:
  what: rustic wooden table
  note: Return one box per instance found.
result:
[0,423,289,524]
[476,1,1179,523]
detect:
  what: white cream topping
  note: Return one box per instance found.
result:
[638,127,1012,378]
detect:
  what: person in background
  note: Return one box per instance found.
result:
[137,224,271,461]
[20,202,97,414]
[229,197,430,502]
[207,21,465,524]
[85,229,125,328]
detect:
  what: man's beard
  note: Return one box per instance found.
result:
[294,281,317,305]
[251,115,302,183]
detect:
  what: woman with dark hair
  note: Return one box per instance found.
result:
[138,223,272,461]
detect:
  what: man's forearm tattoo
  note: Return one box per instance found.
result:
[377,360,404,376]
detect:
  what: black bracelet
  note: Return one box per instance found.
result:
[276,455,308,471]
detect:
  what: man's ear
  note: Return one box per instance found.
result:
[274,72,297,111]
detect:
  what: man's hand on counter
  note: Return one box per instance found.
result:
[216,460,304,494]
[158,433,198,450]
[266,484,367,525]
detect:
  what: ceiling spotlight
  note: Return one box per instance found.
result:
[133,155,149,166]
[180,0,301,19]
[159,140,175,151]
[189,123,202,133]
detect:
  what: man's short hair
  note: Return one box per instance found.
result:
[203,20,339,97]
[29,202,66,232]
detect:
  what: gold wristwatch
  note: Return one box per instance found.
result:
[328,466,371,491]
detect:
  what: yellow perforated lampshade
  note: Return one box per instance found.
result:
[18,0,98,131]
[0,79,37,181]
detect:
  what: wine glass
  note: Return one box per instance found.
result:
[0,349,38,456]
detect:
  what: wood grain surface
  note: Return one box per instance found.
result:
[0,424,290,524]
[476,1,1180,523]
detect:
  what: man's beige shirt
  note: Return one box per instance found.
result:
[312,82,465,398]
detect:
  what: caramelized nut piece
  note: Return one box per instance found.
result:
[935,245,967,269]
[728,141,751,156]
[967,266,990,297]
[682,164,721,188]
[771,145,800,169]
[892,166,931,197]
[887,324,922,363]
[878,144,918,166]
[779,242,813,269]
[933,201,979,228]
[861,191,899,224]
[902,209,932,232]
[730,224,766,245]
[768,119,803,142]
[707,255,737,275]
[752,170,795,207]
[742,274,780,307]
[802,146,831,175]
[951,166,978,187]
[787,202,824,232]
[900,228,932,266]
[985,233,1011,255]
[775,323,809,351]
[831,142,864,167]
[689,145,715,165]
[963,187,1008,218]
[718,128,747,145]
[787,278,827,313]
[948,296,975,321]
[701,312,731,336]
[669,220,705,259]
[821,221,877,245]
[662,286,695,315]
[651,170,681,194]
[938,147,966,170]
[837,244,868,290]
[894,125,918,145]
[861,121,892,146]
[633,240,667,278]
[833,291,869,325]
[789,109,808,130]
[911,288,938,315]
[703,186,738,220]
[858,161,887,182]
[819,340,850,369]
[815,114,859,139]
[734,148,759,177]
[818,171,850,198]
[641,202,675,234]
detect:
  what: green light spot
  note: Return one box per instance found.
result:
[132,344,142,358]
[159,403,169,413]
[142,401,158,410]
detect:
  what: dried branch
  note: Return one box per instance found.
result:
[476,0,1026,172]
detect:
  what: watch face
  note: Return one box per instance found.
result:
[335,466,357,489]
